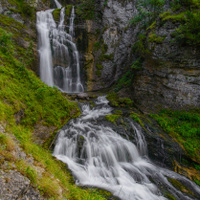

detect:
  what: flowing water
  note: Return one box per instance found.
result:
[53,96,200,200]
[36,1,84,93]
[37,1,200,199]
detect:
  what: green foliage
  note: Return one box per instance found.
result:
[114,110,123,115]
[7,0,35,20]
[76,0,97,20]
[99,53,114,61]
[0,28,14,54]
[65,5,73,17]
[150,109,200,163]
[115,71,133,91]
[130,0,165,28]
[94,41,101,50]
[105,114,121,123]
[148,33,165,43]
[160,11,186,22]
[102,43,108,53]
[129,112,144,127]
[25,166,37,184]
[115,59,142,92]
[174,11,200,46]
[133,33,150,55]
[107,92,133,108]
[170,0,200,10]
[53,8,60,22]
[96,64,103,70]
[194,179,200,186]
[131,59,142,70]
[95,69,101,77]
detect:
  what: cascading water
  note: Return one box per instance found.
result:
[36,0,84,93]
[53,96,200,200]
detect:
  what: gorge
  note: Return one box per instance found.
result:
[0,0,200,199]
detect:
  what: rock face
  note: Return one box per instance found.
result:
[79,0,137,91]
[0,170,42,200]
[133,19,200,110]
[71,0,200,109]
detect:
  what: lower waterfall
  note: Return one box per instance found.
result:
[53,96,200,200]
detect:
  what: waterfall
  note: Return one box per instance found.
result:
[53,96,200,200]
[36,0,84,93]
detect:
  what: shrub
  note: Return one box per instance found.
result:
[174,11,200,46]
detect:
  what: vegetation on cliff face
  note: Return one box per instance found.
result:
[150,109,200,165]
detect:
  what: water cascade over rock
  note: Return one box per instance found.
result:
[36,0,84,93]
[54,96,200,200]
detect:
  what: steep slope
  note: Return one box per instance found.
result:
[0,0,111,199]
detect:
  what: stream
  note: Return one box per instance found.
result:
[53,96,200,200]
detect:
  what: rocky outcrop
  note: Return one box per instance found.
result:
[72,0,200,110]
[0,170,42,200]
[133,19,200,110]
[80,0,137,90]
[0,125,43,200]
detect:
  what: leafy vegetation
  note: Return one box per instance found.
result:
[150,109,200,163]
[105,114,121,123]
[129,112,144,127]
[174,11,200,46]
[114,59,142,92]
[130,0,165,29]
[107,92,133,108]
[76,0,97,20]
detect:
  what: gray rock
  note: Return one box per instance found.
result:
[0,170,42,200]
[77,93,89,100]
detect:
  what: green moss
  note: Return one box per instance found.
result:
[76,0,96,20]
[114,110,123,115]
[147,21,156,31]
[107,92,133,108]
[65,5,73,18]
[148,33,165,43]
[133,33,150,56]
[96,64,103,70]
[99,53,114,61]
[174,10,200,46]
[164,192,177,200]
[150,109,200,163]
[102,43,108,54]
[95,70,101,77]
[105,114,121,123]
[129,112,144,127]
[168,177,194,196]
[52,8,61,22]
[161,12,187,22]
[94,42,101,51]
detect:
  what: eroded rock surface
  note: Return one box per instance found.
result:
[0,170,42,200]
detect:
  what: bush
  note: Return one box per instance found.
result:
[174,11,200,46]
[76,0,97,20]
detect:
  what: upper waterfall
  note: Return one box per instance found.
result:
[36,0,84,93]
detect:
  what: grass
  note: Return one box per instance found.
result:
[0,13,108,200]
[150,109,200,163]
